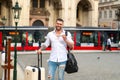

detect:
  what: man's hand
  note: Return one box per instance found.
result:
[62,34,74,49]
[62,35,67,41]
[37,49,42,54]
[37,45,46,54]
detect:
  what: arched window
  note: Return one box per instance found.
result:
[104,11,107,18]
[33,0,38,8]
[32,0,45,8]
[32,20,44,26]
[109,10,112,18]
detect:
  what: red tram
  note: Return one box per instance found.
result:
[0,26,119,51]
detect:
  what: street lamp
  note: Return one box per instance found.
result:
[1,16,7,25]
[115,8,120,47]
[12,2,21,80]
[1,16,7,47]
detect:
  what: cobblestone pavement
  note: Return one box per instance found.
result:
[1,51,120,80]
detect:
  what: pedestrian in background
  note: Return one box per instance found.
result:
[1,47,5,80]
[22,39,25,51]
[103,35,107,51]
[37,18,74,80]
[107,36,112,51]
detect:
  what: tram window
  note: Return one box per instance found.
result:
[76,32,81,46]
[33,30,41,42]
[22,32,26,41]
[33,30,48,44]
[10,34,21,43]
[81,32,94,43]
[7,31,21,43]
[94,32,98,46]
[107,32,118,43]
[28,33,33,46]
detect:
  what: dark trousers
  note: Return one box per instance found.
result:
[107,45,111,51]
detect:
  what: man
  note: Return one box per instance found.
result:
[107,36,112,51]
[1,47,5,80]
[37,18,74,80]
[1,47,5,66]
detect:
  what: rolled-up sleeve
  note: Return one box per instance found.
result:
[67,32,74,43]
[41,33,50,48]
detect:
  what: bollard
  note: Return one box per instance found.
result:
[1,36,14,80]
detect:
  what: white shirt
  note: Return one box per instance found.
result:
[42,29,74,62]
[1,51,5,65]
[107,38,111,45]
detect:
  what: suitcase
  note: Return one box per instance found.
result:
[24,53,45,80]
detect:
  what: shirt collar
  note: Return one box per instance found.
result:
[53,29,65,34]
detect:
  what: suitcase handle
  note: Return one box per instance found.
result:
[38,53,42,67]
[38,53,42,80]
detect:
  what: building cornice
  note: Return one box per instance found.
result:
[99,1,119,8]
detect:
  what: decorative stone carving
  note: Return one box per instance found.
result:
[30,8,50,16]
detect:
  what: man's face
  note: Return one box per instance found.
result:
[55,20,64,31]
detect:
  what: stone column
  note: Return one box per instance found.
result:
[45,0,49,9]
[88,10,92,26]
[12,0,30,26]
[70,0,76,26]
[19,0,30,26]
[61,0,69,26]
[11,0,16,26]
[91,1,99,27]
[61,0,76,26]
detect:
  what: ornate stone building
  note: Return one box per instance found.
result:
[0,0,99,27]
[98,0,120,29]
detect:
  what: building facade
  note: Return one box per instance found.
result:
[98,0,120,29]
[0,0,99,27]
